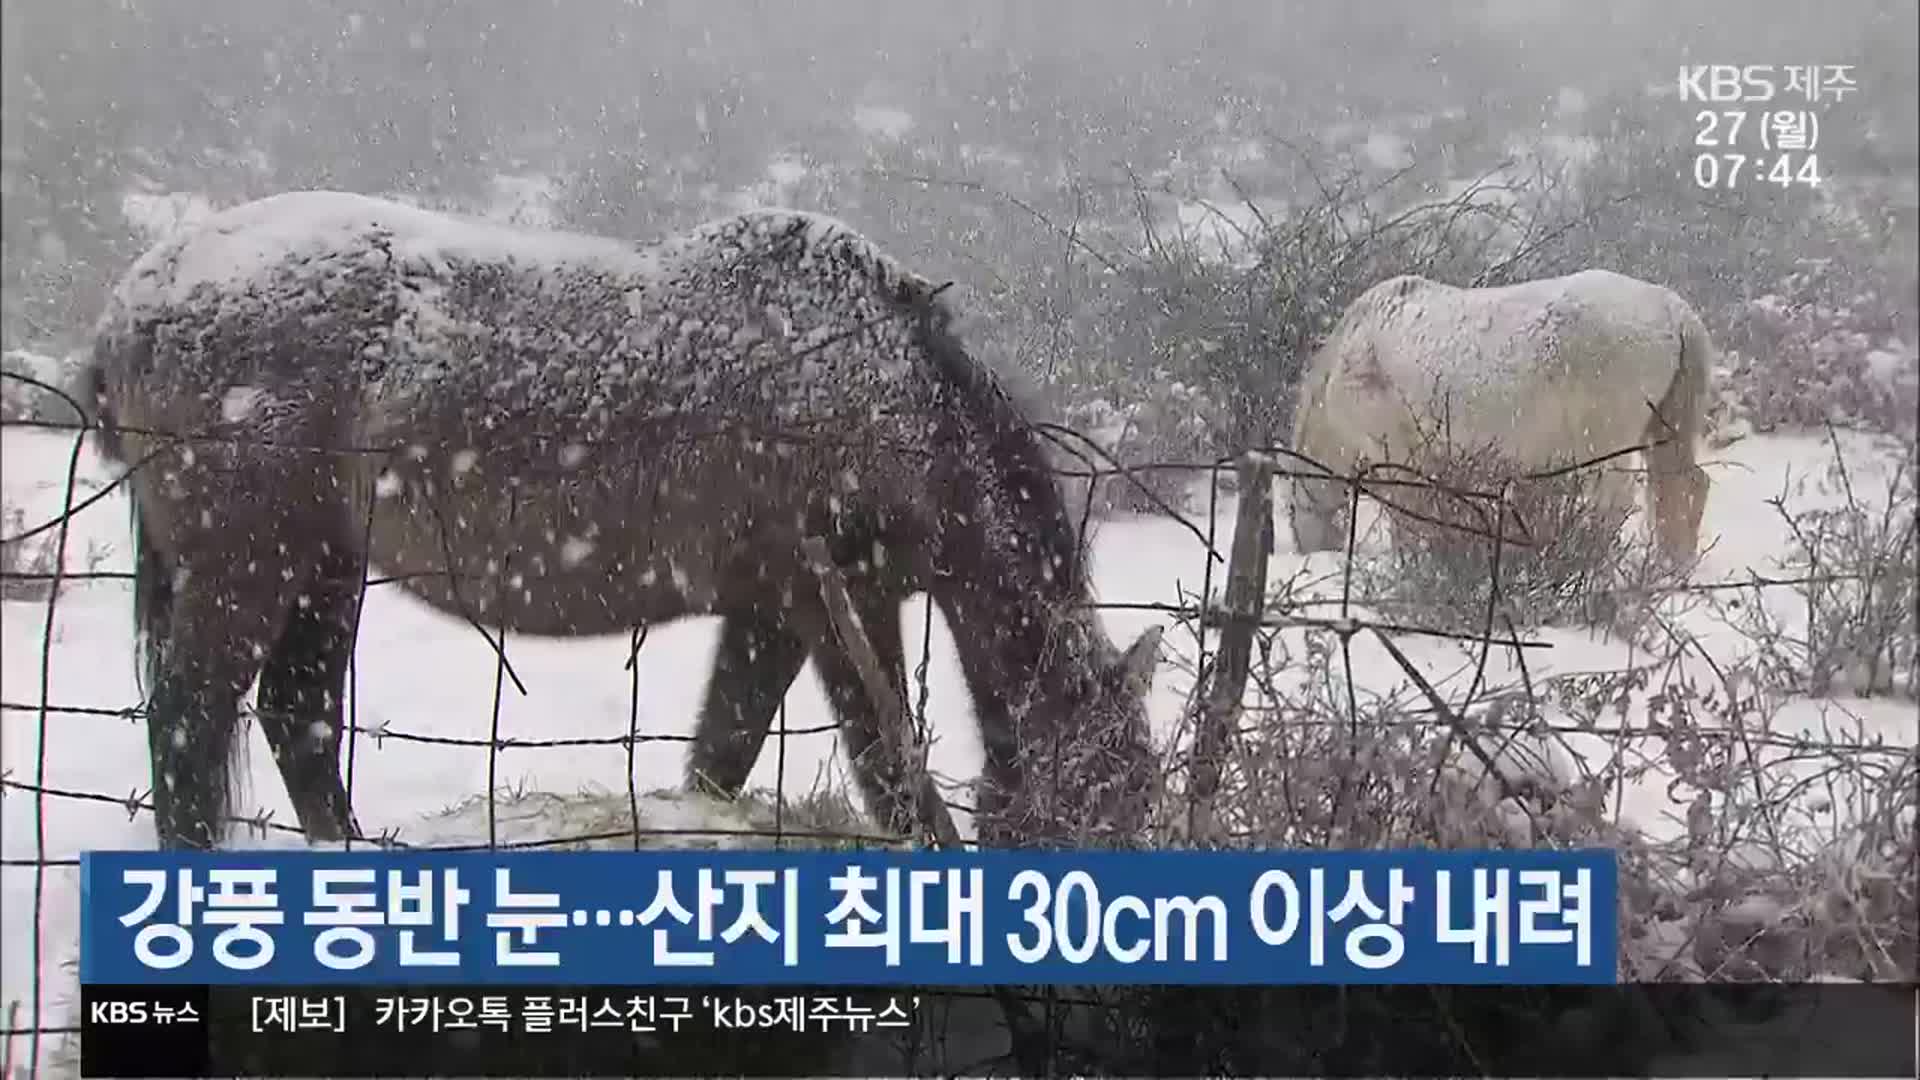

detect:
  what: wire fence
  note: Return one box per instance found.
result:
[0,364,1911,1075]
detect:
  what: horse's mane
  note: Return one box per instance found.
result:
[908,292,1090,598]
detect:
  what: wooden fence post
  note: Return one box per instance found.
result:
[800,537,961,849]
[803,536,1057,1074]
[1187,452,1276,845]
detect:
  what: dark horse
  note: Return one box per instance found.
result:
[85,191,1162,851]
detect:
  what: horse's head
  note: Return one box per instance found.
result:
[987,618,1164,846]
[1074,620,1164,770]
[1283,350,1354,555]
[1287,472,1348,554]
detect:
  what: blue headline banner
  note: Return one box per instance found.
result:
[81,848,1616,986]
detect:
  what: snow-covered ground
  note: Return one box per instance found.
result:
[4,418,1913,1050]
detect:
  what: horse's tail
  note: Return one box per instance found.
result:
[92,319,253,842]
[1646,299,1716,561]
[79,328,157,696]
[1662,302,1714,451]
[129,494,173,705]
[75,329,129,465]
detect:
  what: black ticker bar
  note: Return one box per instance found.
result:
[79,981,1917,1078]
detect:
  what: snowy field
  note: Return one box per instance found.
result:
[4,413,1915,1054]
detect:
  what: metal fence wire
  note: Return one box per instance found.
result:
[0,367,1905,1075]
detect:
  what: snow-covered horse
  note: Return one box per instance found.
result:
[1286,269,1714,562]
[84,190,1163,851]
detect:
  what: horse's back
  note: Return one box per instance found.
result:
[92,190,947,437]
[1310,269,1692,461]
[1347,269,1683,349]
[87,189,982,634]
[107,190,654,317]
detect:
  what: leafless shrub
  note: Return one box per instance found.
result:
[1353,436,1679,637]
[1719,268,1919,441]
[0,498,114,605]
[1054,386,1212,516]
[1621,631,1916,985]
[0,349,83,424]
[1075,592,1680,1071]
[1724,432,1919,700]
[1,503,59,602]
[1060,511,1916,1071]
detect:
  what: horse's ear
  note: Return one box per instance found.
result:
[1116,625,1164,696]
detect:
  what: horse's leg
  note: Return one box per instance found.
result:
[685,609,811,800]
[144,543,304,851]
[135,430,339,850]
[254,538,363,843]
[807,591,920,839]
[917,586,1023,847]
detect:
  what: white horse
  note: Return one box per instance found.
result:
[1286,269,1714,562]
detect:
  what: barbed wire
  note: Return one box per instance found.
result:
[1,366,1908,1074]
